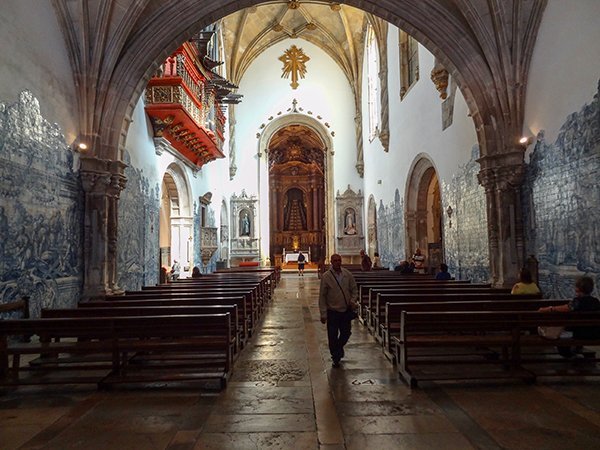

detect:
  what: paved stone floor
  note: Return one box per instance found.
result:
[2,273,600,449]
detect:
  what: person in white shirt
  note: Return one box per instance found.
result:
[319,254,358,367]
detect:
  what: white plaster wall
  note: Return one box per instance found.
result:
[124,97,233,271]
[524,0,600,142]
[0,1,76,142]
[362,26,477,210]
[234,38,359,258]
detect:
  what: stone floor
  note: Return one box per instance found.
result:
[2,274,600,449]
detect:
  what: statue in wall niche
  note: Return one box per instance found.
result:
[240,212,251,236]
[344,208,357,235]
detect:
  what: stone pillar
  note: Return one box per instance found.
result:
[80,157,127,299]
[106,160,127,294]
[477,152,526,288]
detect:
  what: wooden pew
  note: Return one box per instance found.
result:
[113,289,258,335]
[381,299,568,359]
[81,296,250,346]
[0,314,233,389]
[362,283,489,328]
[373,292,543,341]
[42,305,241,358]
[392,310,600,387]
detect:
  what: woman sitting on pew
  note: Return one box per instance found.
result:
[192,266,202,278]
[511,268,541,295]
[435,263,452,280]
[539,276,600,358]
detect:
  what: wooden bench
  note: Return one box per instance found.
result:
[381,299,568,359]
[391,310,600,387]
[357,280,475,322]
[81,296,249,346]
[373,292,543,341]
[115,289,258,334]
[0,314,232,390]
[42,304,240,358]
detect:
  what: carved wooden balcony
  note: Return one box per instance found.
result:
[145,42,226,168]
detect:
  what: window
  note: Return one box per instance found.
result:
[399,30,419,99]
[366,25,380,140]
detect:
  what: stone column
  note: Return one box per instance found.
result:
[106,160,127,294]
[478,152,526,288]
[80,157,127,299]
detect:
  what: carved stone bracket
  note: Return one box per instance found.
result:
[154,137,200,177]
[430,59,449,100]
[80,156,127,298]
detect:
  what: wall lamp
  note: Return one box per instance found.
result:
[446,205,453,228]
[519,136,533,146]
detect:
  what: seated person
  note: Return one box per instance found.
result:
[394,260,414,274]
[360,249,372,272]
[191,266,202,278]
[435,263,452,280]
[511,268,541,294]
[372,252,382,269]
[539,276,600,357]
[412,248,425,273]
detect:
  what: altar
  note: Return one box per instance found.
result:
[284,249,311,263]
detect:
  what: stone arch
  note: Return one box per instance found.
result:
[259,113,335,259]
[159,162,194,276]
[405,154,443,273]
[66,0,544,167]
[367,195,378,258]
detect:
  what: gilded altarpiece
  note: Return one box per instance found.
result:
[336,186,365,262]
[268,138,326,264]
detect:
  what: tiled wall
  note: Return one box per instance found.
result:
[442,146,490,283]
[376,189,405,269]
[522,81,600,299]
[0,91,83,317]
[116,151,160,291]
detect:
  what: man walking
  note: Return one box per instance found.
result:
[319,254,358,367]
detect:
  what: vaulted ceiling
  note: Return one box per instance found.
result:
[221,1,370,88]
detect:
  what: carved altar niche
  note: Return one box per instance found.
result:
[336,185,364,261]
[230,189,259,262]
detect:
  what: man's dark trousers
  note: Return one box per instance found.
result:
[326,309,352,362]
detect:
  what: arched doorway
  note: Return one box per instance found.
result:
[405,156,443,274]
[268,124,326,266]
[159,163,194,277]
[367,195,378,258]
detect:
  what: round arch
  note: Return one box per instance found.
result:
[75,0,543,168]
[405,154,443,273]
[258,113,335,260]
[159,162,194,276]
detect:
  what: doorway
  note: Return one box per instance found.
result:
[405,156,443,273]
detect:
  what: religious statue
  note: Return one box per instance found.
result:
[344,208,357,235]
[279,45,310,89]
[240,212,250,236]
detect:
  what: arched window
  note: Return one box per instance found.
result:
[399,30,419,99]
[366,25,380,140]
